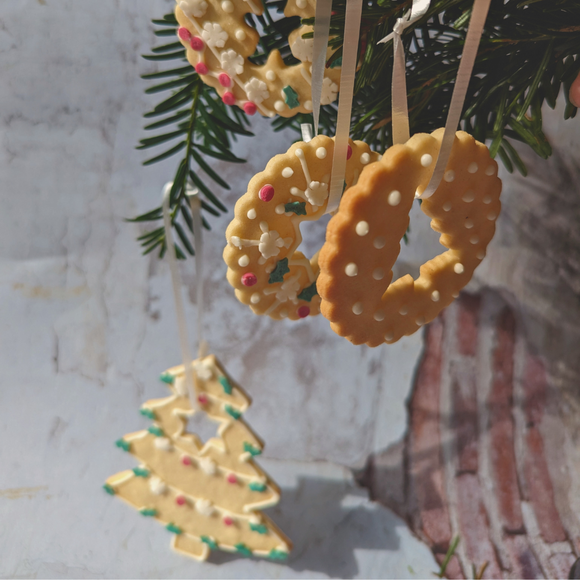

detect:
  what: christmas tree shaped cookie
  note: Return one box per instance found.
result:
[105,355,291,561]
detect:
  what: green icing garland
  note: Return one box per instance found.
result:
[140,408,156,420]
[140,507,158,517]
[243,441,262,456]
[133,467,150,478]
[218,375,233,395]
[159,372,174,385]
[148,425,165,437]
[235,543,253,557]
[269,258,290,284]
[115,438,131,452]
[103,483,116,496]
[201,535,218,550]
[248,481,267,492]
[165,522,182,535]
[269,549,289,561]
[224,404,241,420]
[249,522,268,535]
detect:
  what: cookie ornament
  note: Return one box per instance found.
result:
[175,0,341,117]
[223,135,379,320]
[317,128,501,346]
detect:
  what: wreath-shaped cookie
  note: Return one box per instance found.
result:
[175,0,341,117]
[223,135,379,320]
[318,129,502,346]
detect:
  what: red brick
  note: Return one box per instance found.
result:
[452,375,479,474]
[489,307,523,533]
[548,553,576,579]
[523,353,547,427]
[503,534,543,578]
[409,317,453,550]
[455,473,503,579]
[456,294,481,356]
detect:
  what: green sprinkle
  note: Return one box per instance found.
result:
[235,543,253,557]
[224,404,241,420]
[284,201,307,216]
[148,425,165,437]
[268,549,289,561]
[133,467,150,478]
[218,375,233,395]
[159,372,174,384]
[166,522,182,535]
[249,481,267,492]
[243,442,262,457]
[115,439,131,452]
[297,280,318,302]
[249,522,268,535]
[269,258,290,284]
[103,483,116,496]
[201,535,218,550]
[140,408,156,420]
[140,507,158,517]
[282,85,300,109]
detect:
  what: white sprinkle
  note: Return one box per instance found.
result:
[462,190,475,202]
[385,332,394,342]
[454,263,465,274]
[431,291,440,302]
[274,100,285,112]
[352,302,363,315]
[280,309,288,318]
[247,209,256,220]
[443,202,452,212]
[468,162,478,173]
[356,221,369,236]
[235,29,246,41]
[238,255,250,267]
[487,212,497,221]
[195,498,215,517]
[444,170,455,182]
[485,165,495,176]
[149,476,167,495]
[483,195,492,204]
[198,457,217,475]
[221,1,234,12]
[388,190,401,206]
[154,437,173,451]
[282,167,294,178]
[345,263,358,277]
[266,70,276,81]
[470,235,479,245]
[399,307,407,315]
[290,187,301,195]
[374,236,386,249]
[360,153,370,165]
[464,219,474,229]
[421,154,433,167]
[416,317,425,326]
[452,291,459,298]
[316,147,327,159]
[477,250,485,259]
[374,311,385,321]
[250,293,261,304]
[275,204,285,214]
[373,268,385,280]
[304,100,313,111]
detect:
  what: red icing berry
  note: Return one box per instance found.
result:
[298,306,310,318]
[259,184,275,202]
[223,516,234,526]
[178,27,192,42]
[198,394,208,405]
[219,73,231,87]
[347,145,353,160]
[195,62,208,75]
[181,456,192,466]
[190,36,204,51]
[244,102,257,116]
[241,273,257,287]
[176,496,186,506]
[222,92,236,106]
[227,473,237,484]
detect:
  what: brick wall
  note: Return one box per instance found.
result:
[359,290,580,579]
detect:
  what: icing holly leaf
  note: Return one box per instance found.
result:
[297,280,318,302]
[284,201,307,215]
[218,375,233,395]
[103,483,116,496]
[159,372,174,385]
[148,425,165,437]
[243,441,262,456]
[235,543,253,557]
[140,408,156,420]
[282,85,300,109]
[115,438,131,452]
[224,404,242,420]
[249,522,268,535]
[249,481,267,492]
[139,507,158,517]
[269,549,289,561]
[165,523,182,535]
[133,467,150,478]
[201,535,218,550]
[268,258,290,284]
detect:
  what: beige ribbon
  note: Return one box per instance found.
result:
[311,0,333,136]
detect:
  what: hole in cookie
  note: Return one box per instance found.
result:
[186,409,220,447]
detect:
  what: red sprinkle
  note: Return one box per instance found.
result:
[198,394,208,405]
[259,184,275,202]
[297,306,310,318]
[222,92,236,106]
[195,62,208,75]
[244,102,257,116]
[181,456,192,466]
[218,73,231,87]
[190,36,204,51]
[178,27,192,42]
[241,273,257,287]
[223,516,234,526]
[227,473,237,484]
[176,496,186,506]
[347,145,353,160]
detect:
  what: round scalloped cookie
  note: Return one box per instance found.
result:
[318,129,502,346]
[224,135,379,320]
[175,0,341,118]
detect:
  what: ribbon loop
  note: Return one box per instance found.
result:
[311,0,333,136]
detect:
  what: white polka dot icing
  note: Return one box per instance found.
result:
[388,191,401,206]
[374,236,386,249]
[360,153,370,165]
[352,302,363,315]
[462,190,475,202]
[372,268,384,280]
[251,293,261,304]
[282,167,294,178]
[374,311,385,321]
[485,165,495,176]
[266,70,276,81]
[274,100,285,112]
[235,29,246,41]
[247,208,256,219]
[355,221,369,236]
[221,1,234,12]
[454,263,465,274]
[431,291,440,302]
[421,154,432,167]
[468,162,478,173]
[444,170,455,182]
[345,263,358,277]
[238,255,250,267]
[316,147,327,159]
[275,204,285,214]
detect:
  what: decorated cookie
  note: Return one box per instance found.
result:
[175,0,341,117]
[318,129,502,346]
[105,355,291,562]
[223,135,379,320]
